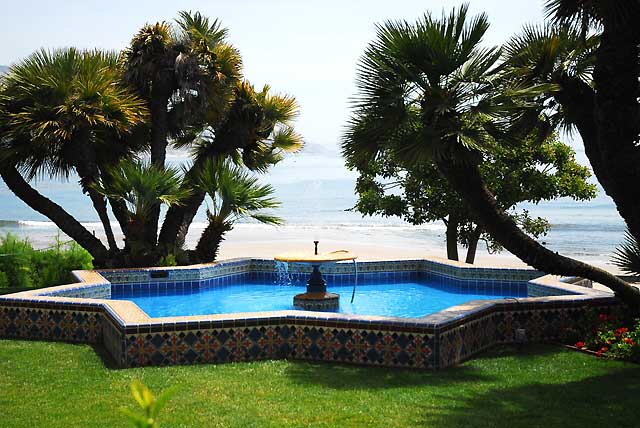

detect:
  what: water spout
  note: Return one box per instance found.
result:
[350,259,358,303]
[275,261,292,286]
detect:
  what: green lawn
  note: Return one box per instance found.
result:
[1,340,639,427]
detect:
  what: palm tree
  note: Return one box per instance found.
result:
[0,48,147,264]
[122,11,242,245]
[343,4,640,307]
[192,158,282,262]
[157,80,303,251]
[0,11,301,268]
[92,160,191,266]
[505,2,640,275]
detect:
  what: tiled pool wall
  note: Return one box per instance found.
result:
[0,258,620,369]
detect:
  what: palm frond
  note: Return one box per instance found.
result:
[612,228,640,277]
[93,159,191,222]
[194,158,282,226]
[344,4,502,168]
[176,11,228,49]
[0,48,148,180]
[270,126,304,153]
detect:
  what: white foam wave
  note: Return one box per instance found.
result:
[189,222,446,232]
[16,220,121,229]
[11,219,445,232]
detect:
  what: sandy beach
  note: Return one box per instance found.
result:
[215,225,622,273]
[7,221,620,273]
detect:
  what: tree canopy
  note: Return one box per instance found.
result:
[347,129,596,263]
[0,11,302,267]
[342,3,640,308]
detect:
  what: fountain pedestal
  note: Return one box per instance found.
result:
[293,264,340,310]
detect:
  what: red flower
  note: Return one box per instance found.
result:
[599,314,608,321]
[596,350,603,357]
[601,346,609,352]
[624,338,634,345]
[575,342,585,348]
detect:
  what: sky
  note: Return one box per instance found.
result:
[0,0,553,153]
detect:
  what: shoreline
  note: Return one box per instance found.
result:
[0,222,622,274]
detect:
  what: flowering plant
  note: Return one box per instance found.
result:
[573,312,640,362]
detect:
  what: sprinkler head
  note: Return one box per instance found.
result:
[314,240,319,255]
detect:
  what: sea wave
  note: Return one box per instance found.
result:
[0,219,447,232]
[0,220,120,229]
[175,222,448,232]
[0,218,626,234]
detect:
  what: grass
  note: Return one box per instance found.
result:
[1,341,639,427]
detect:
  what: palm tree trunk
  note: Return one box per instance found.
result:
[194,219,232,263]
[435,158,640,309]
[146,84,172,246]
[158,157,208,249]
[555,16,640,248]
[444,216,459,261]
[71,134,118,252]
[158,191,206,249]
[0,165,109,266]
[84,188,118,251]
[591,10,640,243]
[465,226,482,264]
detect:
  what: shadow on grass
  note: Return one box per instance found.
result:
[0,337,121,370]
[417,353,640,427]
[91,343,121,369]
[284,361,494,390]
[475,342,565,360]
[284,345,573,390]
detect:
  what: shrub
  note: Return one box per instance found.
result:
[0,233,36,288]
[0,233,93,288]
[572,310,640,362]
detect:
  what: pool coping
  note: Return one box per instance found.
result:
[0,257,619,369]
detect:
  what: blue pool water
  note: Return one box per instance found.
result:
[112,279,527,318]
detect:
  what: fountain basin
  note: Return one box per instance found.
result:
[274,249,357,264]
[293,292,340,310]
[275,248,357,310]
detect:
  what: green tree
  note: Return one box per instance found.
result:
[349,131,596,263]
[158,80,302,252]
[503,2,640,277]
[0,11,302,268]
[342,4,640,307]
[121,11,242,245]
[0,48,148,265]
[92,160,191,266]
[192,158,283,262]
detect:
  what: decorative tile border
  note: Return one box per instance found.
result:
[0,257,619,369]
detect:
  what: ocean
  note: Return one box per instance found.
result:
[0,151,626,268]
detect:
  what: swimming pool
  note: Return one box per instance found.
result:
[111,278,527,318]
[1,258,614,369]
